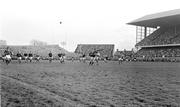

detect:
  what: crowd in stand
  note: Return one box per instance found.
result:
[136,25,180,46]
[134,47,180,62]
[136,47,180,57]
[114,47,180,62]
[133,25,180,62]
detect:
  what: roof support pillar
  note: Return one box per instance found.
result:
[144,27,147,38]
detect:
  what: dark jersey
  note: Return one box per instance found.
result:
[36,55,40,57]
[17,53,22,57]
[4,50,11,55]
[29,53,33,57]
[82,54,85,57]
[58,53,62,57]
[49,53,52,57]
[24,53,28,57]
[89,52,95,57]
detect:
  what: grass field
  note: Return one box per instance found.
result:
[1,60,180,107]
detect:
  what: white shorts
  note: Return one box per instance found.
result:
[5,55,11,60]
[49,57,53,59]
[95,57,99,60]
[2,56,6,60]
[37,57,40,60]
[118,58,123,61]
[18,57,22,60]
[29,57,33,60]
[90,57,95,61]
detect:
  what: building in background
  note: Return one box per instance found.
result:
[75,44,114,59]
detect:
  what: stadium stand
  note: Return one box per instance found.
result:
[128,9,180,61]
[136,25,180,46]
[113,49,134,61]
[75,44,114,59]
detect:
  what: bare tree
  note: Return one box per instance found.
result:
[0,40,7,46]
[30,39,47,46]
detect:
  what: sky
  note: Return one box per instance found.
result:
[0,0,180,52]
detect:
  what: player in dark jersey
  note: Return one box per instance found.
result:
[2,54,6,62]
[35,54,41,62]
[89,52,95,65]
[58,53,65,63]
[24,53,28,63]
[71,57,74,62]
[82,54,86,63]
[16,51,22,63]
[94,51,100,65]
[28,52,33,62]
[79,54,86,63]
[48,51,53,63]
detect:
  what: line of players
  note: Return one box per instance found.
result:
[2,47,115,65]
[16,51,40,63]
[2,47,66,64]
[15,51,66,64]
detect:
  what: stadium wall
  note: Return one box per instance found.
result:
[74,44,114,59]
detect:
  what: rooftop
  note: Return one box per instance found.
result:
[128,9,180,27]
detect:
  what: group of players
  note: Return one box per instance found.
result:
[2,47,41,65]
[1,47,124,65]
[1,47,65,65]
[15,51,37,63]
[1,47,105,65]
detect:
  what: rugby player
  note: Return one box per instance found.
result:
[103,56,108,63]
[16,51,22,63]
[4,47,12,65]
[89,52,95,65]
[48,51,53,63]
[58,53,64,63]
[24,52,28,63]
[35,54,41,62]
[80,54,86,63]
[71,57,74,62]
[118,56,123,64]
[95,51,100,65]
[28,52,33,62]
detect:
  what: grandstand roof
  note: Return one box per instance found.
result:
[128,9,180,27]
[78,44,114,46]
